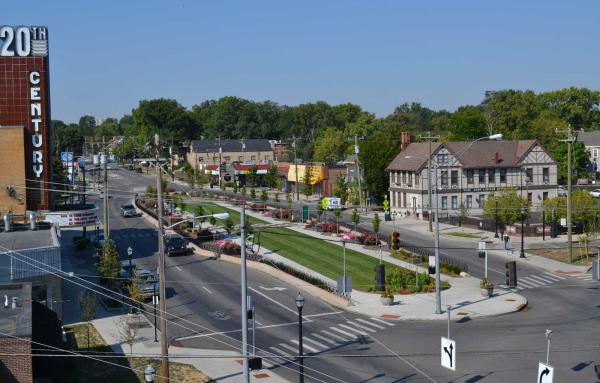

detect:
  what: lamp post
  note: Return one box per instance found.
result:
[494,196,499,238]
[127,246,133,269]
[144,365,156,383]
[520,207,526,258]
[295,293,305,383]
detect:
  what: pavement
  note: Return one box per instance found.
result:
[211,200,528,321]
[91,311,290,383]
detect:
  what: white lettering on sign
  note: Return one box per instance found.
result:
[0,26,47,57]
[29,71,44,178]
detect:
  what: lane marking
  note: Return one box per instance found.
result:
[175,266,183,271]
[302,336,328,349]
[303,311,343,318]
[369,317,395,326]
[310,333,338,345]
[330,327,357,338]
[278,343,299,353]
[543,272,565,280]
[177,320,305,341]
[202,286,213,294]
[255,320,264,325]
[356,318,385,329]
[338,324,368,335]
[290,339,319,353]
[321,329,350,342]
[345,321,376,333]
[268,346,287,356]
[248,286,310,320]
[518,278,541,288]
[528,274,555,284]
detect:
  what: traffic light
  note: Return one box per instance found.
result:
[505,261,517,287]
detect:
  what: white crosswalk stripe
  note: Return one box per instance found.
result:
[369,317,395,326]
[356,318,385,329]
[345,321,377,333]
[338,324,368,335]
[330,327,357,339]
[321,329,350,342]
[310,332,338,345]
[518,278,542,288]
[303,336,328,349]
[290,339,319,353]
[278,343,299,354]
[543,272,565,280]
[527,274,556,284]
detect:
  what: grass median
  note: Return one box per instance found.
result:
[196,203,419,291]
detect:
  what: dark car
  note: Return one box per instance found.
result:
[120,203,139,217]
[124,268,158,300]
[164,233,189,256]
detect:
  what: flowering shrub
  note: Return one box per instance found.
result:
[271,209,290,219]
[318,222,339,233]
[215,240,241,255]
[196,229,213,242]
[362,232,380,246]
[336,232,358,241]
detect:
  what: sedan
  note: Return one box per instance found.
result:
[590,189,600,198]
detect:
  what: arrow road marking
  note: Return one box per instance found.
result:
[443,343,454,368]
[539,367,550,383]
[259,286,287,291]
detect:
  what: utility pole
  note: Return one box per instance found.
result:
[354,135,364,213]
[240,205,250,383]
[557,124,575,263]
[419,132,440,232]
[103,149,109,240]
[155,134,170,382]
[293,135,299,201]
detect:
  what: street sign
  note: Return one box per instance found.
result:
[441,337,456,371]
[537,362,554,383]
[321,198,329,210]
[61,151,74,163]
[152,295,159,305]
[383,198,390,212]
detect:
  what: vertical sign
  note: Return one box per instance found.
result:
[441,337,456,371]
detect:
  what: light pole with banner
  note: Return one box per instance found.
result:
[295,293,305,383]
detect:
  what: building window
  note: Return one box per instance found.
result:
[440,171,448,186]
[478,169,485,184]
[264,156,270,161]
[408,172,413,186]
[466,170,474,184]
[402,171,407,184]
[251,155,257,161]
[543,167,549,183]
[526,168,533,183]
[451,170,458,186]
[543,192,548,200]
[441,196,448,209]
[478,194,485,208]
[198,157,204,162]
[415,173,419,185]
[595,149,598,158]
[466,195,472,208]
[451,196,458,209]
[239,156,243,161]
[500,168,507,183]
[437,154,449,164]
[528,192,532,202]
[224,156,230,161]
[488,169,495,183]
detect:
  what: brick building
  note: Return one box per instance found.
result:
[187,138,275,169]
[0,283,33,383]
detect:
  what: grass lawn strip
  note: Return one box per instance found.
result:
[526,247,598,267]
[445,231,481,239]
[197,203,422,291]
[63,324,211,383]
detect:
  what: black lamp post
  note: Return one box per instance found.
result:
[494,196,499,238]
[520,207,526,258]
[295,292,305,383]
[127,246,133,269]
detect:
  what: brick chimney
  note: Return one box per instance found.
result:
[400,132,411,150]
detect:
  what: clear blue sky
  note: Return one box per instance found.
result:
[5,1,600,123]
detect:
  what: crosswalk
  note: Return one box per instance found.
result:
[115,232,156,240]
[498,271,566,291]
[575,273,596,282]
[260,317,394,369]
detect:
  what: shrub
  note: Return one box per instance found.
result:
[271,209,290,219]
[318,222,339,233]
[72,236,91,251]
[196,228,213,242]
[362,232,380,246]
[214,240,241,255]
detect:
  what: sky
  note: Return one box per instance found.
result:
[4,1,600,123]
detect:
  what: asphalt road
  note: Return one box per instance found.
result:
[91,167,600,382]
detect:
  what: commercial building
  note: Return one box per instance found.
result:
[287,163,347,197]
[386,136,558,217]
[0,26,52,213]
[187,138,275,169]
[0,223,62,318]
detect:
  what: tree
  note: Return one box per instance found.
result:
[97,117,122,138]
[483,189,528,225]
[334,176,350,204]
[543,190,599,228]
[241,186,247,198]
[286,193,292,210]
[372,213,381,243]
[97,240,121,289]
[274,192,280,205]
[126,267,145,314]
[246,165,259,187]
[52,120,85,156]
[302,166,313,198]
[78,115,97,137]
[317,203,325,223]
[260,190,268,212]
[117,317,138,364]
[79,291,97,348]
[313,127,348,164]
[457,202,469,227]
[352,209,360,231]
[224,217,235,234]
[265,165,279,189]
[132,98,198,143]
[250,188,256,199]
[538,87,600,130]
[448,106,487,141]
[333,208,342,234]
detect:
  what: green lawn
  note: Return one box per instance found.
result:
[446,231,481,239]
[195,203,397,290]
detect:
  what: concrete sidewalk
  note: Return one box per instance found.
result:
[213,201,528,321]
[92,311,290,383]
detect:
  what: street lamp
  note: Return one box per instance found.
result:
[127,246,133,269]
[144,365,156,383]
[520,207,526,258]
[295,292,305,383]
[494,196,499,238]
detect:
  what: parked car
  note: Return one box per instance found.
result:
[124,268,158,300]
[120,260,138,279]
[164,233,189,256]
[120,203,139,217]
[557,186,567,197]
[590,189,600,198]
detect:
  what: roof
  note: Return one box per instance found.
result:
[0,283,32,337]
[578,131,600,147]
[191,139,273,153]
[386,140,544,171]
[0,226,59,251]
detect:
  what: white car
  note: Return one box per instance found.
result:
[590,189,600,198]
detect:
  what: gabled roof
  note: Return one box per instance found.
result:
[578,131,600,147]
[386,140,548,171]
[191,139,273,153]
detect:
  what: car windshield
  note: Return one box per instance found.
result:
[122,204,135,209]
